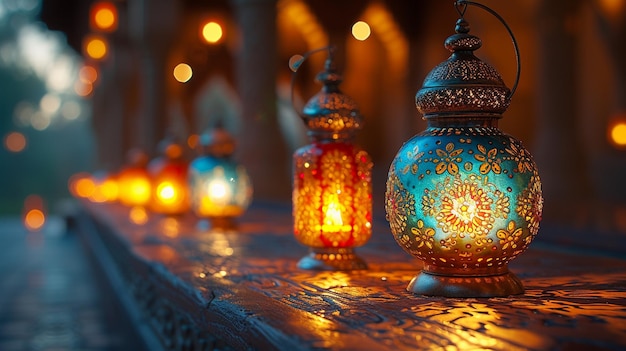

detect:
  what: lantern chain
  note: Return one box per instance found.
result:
[455,0,521,98]
[288,46,335,120]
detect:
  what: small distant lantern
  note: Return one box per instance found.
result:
[385,1,543,297]
[148,139,190,215]
[291,49,373,270]
[117,149,151,207]
[188,126,252,227]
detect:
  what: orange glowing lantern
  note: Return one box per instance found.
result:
[69,172,96,199]
[148,139,190,215]
[117,149,152,207]
[291,50,373,270]
[89,172,119,203]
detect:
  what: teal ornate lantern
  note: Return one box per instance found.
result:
[385,1,543,297]
[188,126,252,228]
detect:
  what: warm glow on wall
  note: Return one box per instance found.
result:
[598,0,625,17]
[201,21,223,44]
[173,63,193,83]
[279,0,328,50]
[91,2,118,32]
[352,21,371,41]
[4,132,27,153]
[610,121,626,148]
[84,35,108,60]
[360,3,408,72]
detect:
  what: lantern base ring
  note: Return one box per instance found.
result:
[407,267,524,297]
[297,247,367,271]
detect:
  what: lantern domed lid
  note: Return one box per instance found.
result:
[199,126,236,157]
[302,56,363,139]
[125,148,149,168]
[157,138,184,160]
[416,19,511,118]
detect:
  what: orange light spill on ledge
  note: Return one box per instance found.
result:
[129,206,148,225]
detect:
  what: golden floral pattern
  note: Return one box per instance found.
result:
[433,142,463,175]
[505,139,535,173]
[385,173,416,235]
[474,144,502,174]
[516,173,543,236]
[411,220,435,249]
[430,175,494,238]
[493,190,510,219]
[293,150,323,246]
[497,220,523,250]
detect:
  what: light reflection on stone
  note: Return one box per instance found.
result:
[160,217,180,238]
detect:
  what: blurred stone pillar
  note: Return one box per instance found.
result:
[128,0,181,154]
[533,0,592,222]
[587,3,626,226]
[232,0,290,200]
[91,5,133,171]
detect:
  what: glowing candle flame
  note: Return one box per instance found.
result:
[156,182,179,205]
[322,199,345,233]
[208,179,228,201]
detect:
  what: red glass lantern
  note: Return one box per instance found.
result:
[292,52,373,270]
[148,139,190,215]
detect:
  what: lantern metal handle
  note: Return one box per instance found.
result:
[455,0,521,99]
[288,45,334,119]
